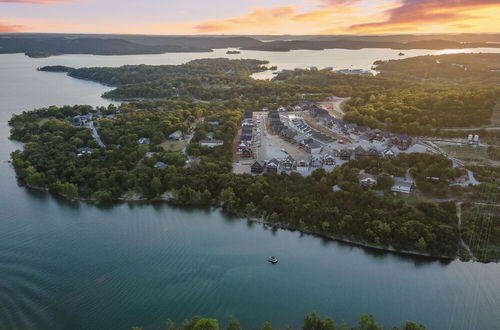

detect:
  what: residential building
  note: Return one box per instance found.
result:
[383,148,396,158]
[137,137,151,145]
[154,162,168,169]
[280,156,296,171]
[339,149,352,160]
[358,172,378,188]
[200,140,224,148]
[266,158,280,173]
[307,141,322,154]
[169,130,184,141]
[251,160,265,174]
[310,155,323,168]
[391,177,415,194]
[323,154,336,166]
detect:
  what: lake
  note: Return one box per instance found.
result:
[1,50,500,330]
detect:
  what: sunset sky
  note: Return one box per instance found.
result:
[1,0,499,35]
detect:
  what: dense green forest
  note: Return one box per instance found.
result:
[343,89,498,134]
[373,53,500,88]
[135,312,425,330]
[10,101,469,258]
[41,58,324,107]
[42,55,500,132]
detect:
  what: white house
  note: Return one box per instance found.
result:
[137,137,151,145]
[358,172,378,188]
[199,140,224,148]
[169,130,184,141]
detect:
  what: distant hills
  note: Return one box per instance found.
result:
[241,39,500,52]
[0,33,499,57]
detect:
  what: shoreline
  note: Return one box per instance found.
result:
[22,183,458,262]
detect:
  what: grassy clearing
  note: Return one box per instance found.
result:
[490,98,500,126]
[440,145,497,165]
[160,140,187,152]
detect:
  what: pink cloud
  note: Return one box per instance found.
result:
[348,0,500,32]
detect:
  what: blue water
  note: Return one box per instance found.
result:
[0,52,499,330]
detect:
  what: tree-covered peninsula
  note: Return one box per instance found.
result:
[10,56,500,261]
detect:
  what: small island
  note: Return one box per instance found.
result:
[25,51,61,58]
[11,55,500,262]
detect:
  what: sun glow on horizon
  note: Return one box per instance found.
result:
[0,0,499,35]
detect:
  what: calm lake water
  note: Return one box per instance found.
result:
[1,50,500,330]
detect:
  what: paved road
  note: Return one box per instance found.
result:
[88,121,106,148]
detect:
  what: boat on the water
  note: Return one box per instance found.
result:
[226,50,241,54]
[267,256,278,264]
[398,52,405,56]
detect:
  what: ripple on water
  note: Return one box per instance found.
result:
[0,248,67,329]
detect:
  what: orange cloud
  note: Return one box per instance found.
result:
[0,22,23,32]
[313,0,360,7]
[0,0,84,3]
[348,0,500,33]
[195,5,299,33]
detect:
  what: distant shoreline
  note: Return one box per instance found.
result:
[1,34,500,58]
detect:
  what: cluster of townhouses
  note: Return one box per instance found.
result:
[249,142,403,176]
[309,105,413,150]
[250,153,337,174]
[237,110,255,158]
[268,110,329,155]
